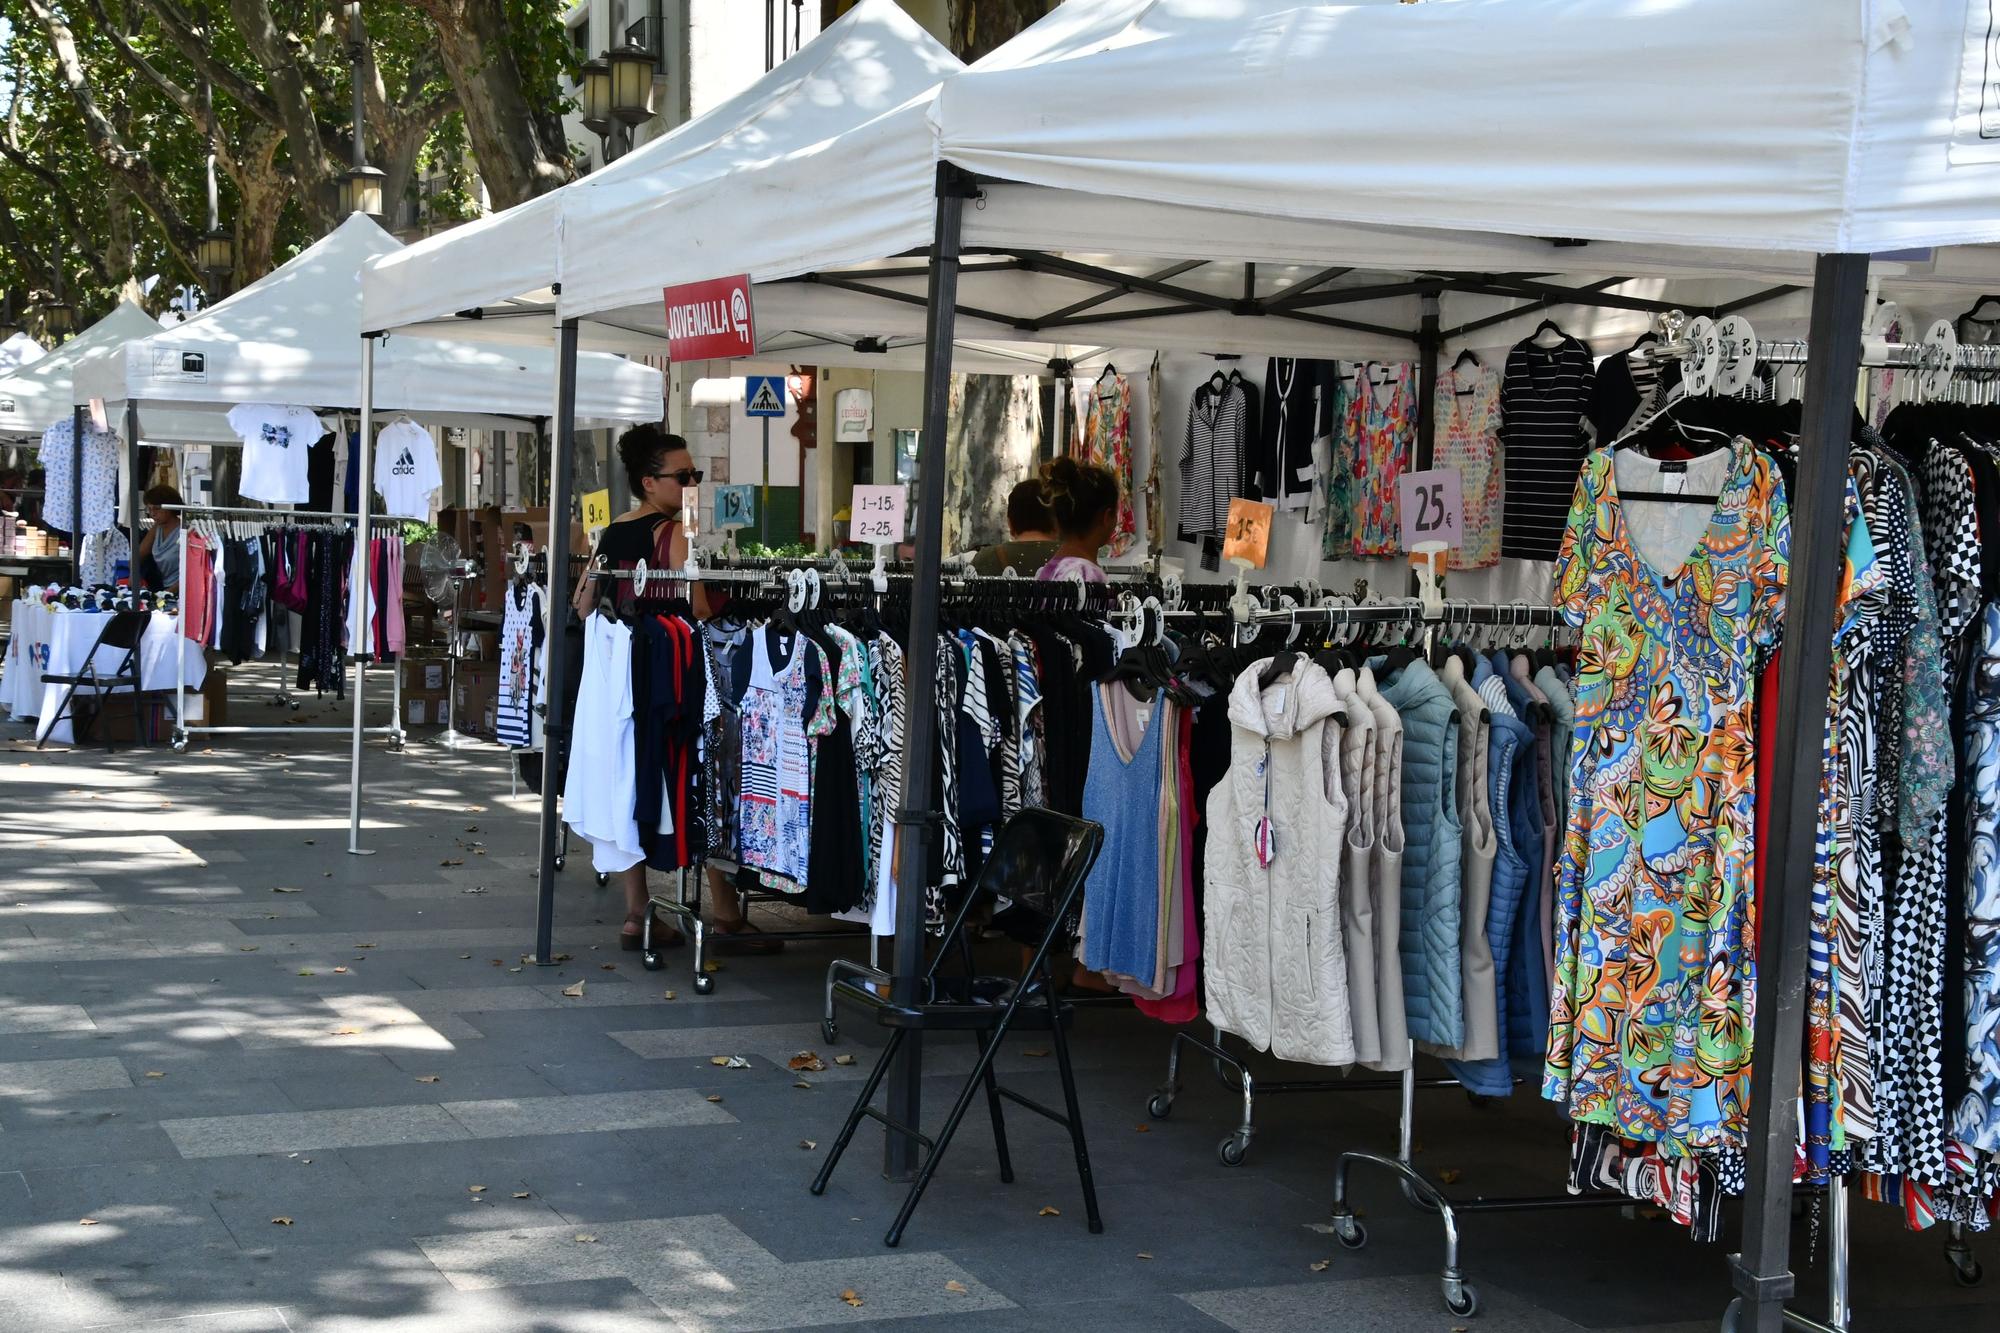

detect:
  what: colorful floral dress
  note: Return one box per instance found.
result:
[1543,439,1789,1160]
[1084,372,1135,557]
[1346,362,1416,558]
[1437,362,1503,570]
[1318,369,1355,559]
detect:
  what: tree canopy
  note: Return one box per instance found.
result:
[0,1,578,337]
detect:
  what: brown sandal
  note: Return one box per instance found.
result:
[708,919,783,955]
[620,912,684,951]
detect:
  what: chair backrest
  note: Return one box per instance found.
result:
[95,610,151,655]
[967,808,1105,931]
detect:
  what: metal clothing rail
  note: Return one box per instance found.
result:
[168,503,406,759]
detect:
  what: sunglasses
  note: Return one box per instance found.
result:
[651,468,703,486]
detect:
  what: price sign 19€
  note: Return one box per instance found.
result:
[850,484,908,546]
[712,484,755,530]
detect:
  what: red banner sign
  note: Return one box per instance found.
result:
[661,274,756,361]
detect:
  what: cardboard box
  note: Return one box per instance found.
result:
[453,666,498,733]
[73,695,172,743]
[404,693,448,728]
[458,629,496,663]
[179,672,229,728]
[400,655,448,694]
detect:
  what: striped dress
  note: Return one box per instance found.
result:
[1499,337,1595,562]
[1180,377,1250,538]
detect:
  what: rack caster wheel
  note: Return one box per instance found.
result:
[288,700,301,711]
[1950,1257,1984,1288]
[1332,1217,1367,1250]
[1720,1297,1742,1333]
[1147,1092,1175,1120]
[171,736,188,753]
[1441,1280,1479,1319]
[1216,1135,1247,1167]
[553,854,566,871]
[642,950,663,972]
[821,1018,838,1044]
[595,873,609,887]
[693,974,715,996]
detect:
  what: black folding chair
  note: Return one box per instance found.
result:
[36,610,158,750]
[810,807,1106,1247]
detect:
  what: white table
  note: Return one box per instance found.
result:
[1,602,206,743]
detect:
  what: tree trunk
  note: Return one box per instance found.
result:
[422,0,572,208]
[946,0,1048,62]
[230,140,292,283]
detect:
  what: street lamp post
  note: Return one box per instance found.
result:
[584,27,656,164]
[341,2,385,218]
[201,81,233,300]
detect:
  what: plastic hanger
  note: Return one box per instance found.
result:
[1530,318,1568,350]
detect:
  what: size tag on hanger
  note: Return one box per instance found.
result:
[1683,317,1722,395]
[1222,497,1273,568]
[1397,468,1463,551]
[1715,316,1758,395]
[851,485,907,545]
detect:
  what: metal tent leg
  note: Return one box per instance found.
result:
[346,335,378,857]
[531,319,580,966]
[1729,252,1871,1333]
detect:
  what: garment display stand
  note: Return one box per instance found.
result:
[166,502,408,754]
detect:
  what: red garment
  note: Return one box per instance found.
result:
[180,531,214,645]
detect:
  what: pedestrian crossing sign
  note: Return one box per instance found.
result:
[744,374,787,418]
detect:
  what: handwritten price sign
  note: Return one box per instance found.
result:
[1221,497,1274,569]
[850,485,908,546]
[712,484,755,530]
[1397,467,1464,552]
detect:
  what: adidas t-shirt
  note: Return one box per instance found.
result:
[374,419,444,518]
[226,403,331,505]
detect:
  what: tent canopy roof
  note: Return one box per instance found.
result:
[372,0,2000,367]
[0,301,234,442]
[79,215,662,434]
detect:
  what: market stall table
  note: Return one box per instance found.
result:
[0,602,205,743]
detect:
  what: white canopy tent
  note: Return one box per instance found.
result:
[355,6,2000,1290]
[0,332,43,372]
[75,214,663,432]
[0,301,234,444]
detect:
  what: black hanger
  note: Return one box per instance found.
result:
[1530,318,1568,348]
[1453,348,1481,372]
[1097,363,1118,383]
[1961,295,2000,321]
[1256,648,1299,690]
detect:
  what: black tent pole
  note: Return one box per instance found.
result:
[533,318,580,965]
[1728,251,1869,1333]
[883,162,973,1181]
[69,404,85,585]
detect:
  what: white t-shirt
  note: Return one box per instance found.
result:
[226,403,329,505]
[374,419,443,519]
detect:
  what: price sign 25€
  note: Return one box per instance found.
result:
[1397,467,1464,552]
[850,484,908,545]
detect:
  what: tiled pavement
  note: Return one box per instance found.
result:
[1,693,1996,1331]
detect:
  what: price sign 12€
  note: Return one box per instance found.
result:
[1397,467,1464,553]
[850,484,908,546]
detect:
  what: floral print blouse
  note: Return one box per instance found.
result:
[1543,439,1790,1159]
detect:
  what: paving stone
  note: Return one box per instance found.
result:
[440,1088,736,1138]
[0,1001,96,1035]
[1182,1276,1587,1332]
[0,1057,134,1097]
[160,1104,474,1159]
[416,1213,1013,1331]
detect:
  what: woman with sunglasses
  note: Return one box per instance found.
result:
[571,425,778,954]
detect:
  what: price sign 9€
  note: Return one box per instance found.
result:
[850,484,908,546]
[1220,497,1274,569]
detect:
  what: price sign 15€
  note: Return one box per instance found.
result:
[850,484,908,546]
[1220,497,1274,569]
[1396,467,1464,552]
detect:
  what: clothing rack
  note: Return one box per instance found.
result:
[1134,594,1603,1322]
[165,503,407,754]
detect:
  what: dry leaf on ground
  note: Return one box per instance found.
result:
[440,859,463,867]
[272,1217,294,1226]
[705,1095,724,1104]
[330,1028,359,1036]
[1023,1049,1050,1058]
[839,1289,863,1308]
[467,1185,486,1194]
[143,1071,165,1079]
[415,1075,440,1084]
[298,970,316,977]
[239,946,259,952]
[272,886,301,894]
[459,954,472,959]
[512,1192,531,1199]
[333,967,348,974]
[833,1054,856,1066]
[702,960,721,973]
[799,1139,817,1150]
[944,1280,968,1294]
[599,963,616,971]
[1134,1124,1150,1133]
[1136,1252,1154,1260]
[560,980,585,998]
[792,1081,812,1090]
[788,1052,827,1072]
[574,1233,598,1243]
[1310,1259,1331,1273]
[663,990,677,1000]
[78,1218,99,1226]
[1038,1206,1061,1217]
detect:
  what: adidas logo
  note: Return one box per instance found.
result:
[391,447,417,477]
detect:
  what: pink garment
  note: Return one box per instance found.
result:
[1036,554,1106,583]
[385,537,405,656]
